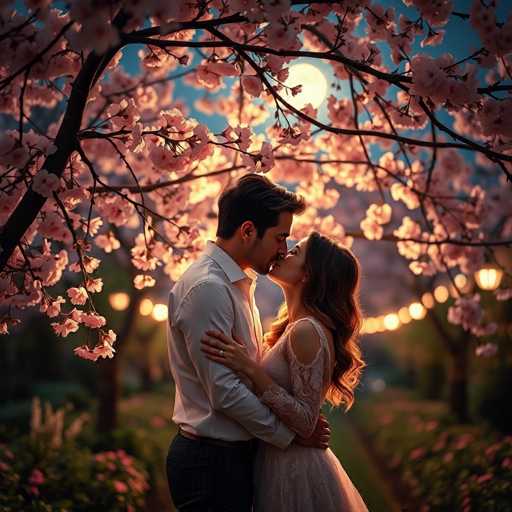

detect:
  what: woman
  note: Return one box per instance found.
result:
[200,231,368,511]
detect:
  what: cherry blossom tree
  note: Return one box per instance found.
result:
[1,0,511,364]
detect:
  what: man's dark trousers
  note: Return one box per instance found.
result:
[166,431,257,511]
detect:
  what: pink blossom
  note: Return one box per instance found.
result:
[409,447,426,460]
[476,473,493,484]
[51,318,79,337]
[95,231,121,253]
[196,65,222,90]
[81,313,106,329]
[85,278,103,293]
[113,480,128,493]
[241,75,263,97]
[32,169,60,198]
[73,345,99,361]
[67,286,88,305]
[475,342,498,358]
[448,294,482,332]
[92,339,115,360]
[265,20,299,50]
[40,296,65,318]
[443,452,454,463]
[206,62,240,77]
[29,468,45,486]
[134,274,156,290]
[496,288,512,301]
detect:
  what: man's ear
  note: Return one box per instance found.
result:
[240,221,256,242]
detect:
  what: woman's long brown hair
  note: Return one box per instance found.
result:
[263,231,365,410]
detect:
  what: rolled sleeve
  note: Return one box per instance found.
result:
[175,280,294,449]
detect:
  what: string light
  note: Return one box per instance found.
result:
[361,268,505,335]
[434,285,449,303]
[383,313,400,330]
[409,302,427,320]
[109,292,130,311]
[152,303,168,322]
[139,298,153,316]
[421,292,435,309]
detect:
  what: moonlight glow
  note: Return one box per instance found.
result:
[283,63,328,109]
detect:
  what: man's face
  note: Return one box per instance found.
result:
[247,211,293,275]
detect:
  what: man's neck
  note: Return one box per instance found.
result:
[214,238,248,271]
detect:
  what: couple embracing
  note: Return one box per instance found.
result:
[166,173,368,511]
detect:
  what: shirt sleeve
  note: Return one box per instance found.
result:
[175,280,295,449]
[258,321,327,438]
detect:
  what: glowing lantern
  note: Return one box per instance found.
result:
[474,266,503,291]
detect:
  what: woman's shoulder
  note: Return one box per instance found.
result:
[287,316,334,364]
[286,317,332,365]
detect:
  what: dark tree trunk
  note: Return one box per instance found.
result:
[96,289,142,433]
[97,355,119,433]
[448,346,469,423]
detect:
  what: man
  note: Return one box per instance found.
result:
[166,173,330,511]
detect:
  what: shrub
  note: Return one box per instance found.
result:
[353,390,512,511]
[0,398,149,511]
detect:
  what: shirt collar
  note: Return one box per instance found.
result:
[204,241,257,284]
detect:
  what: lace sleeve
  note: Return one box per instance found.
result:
[259,322,327,438]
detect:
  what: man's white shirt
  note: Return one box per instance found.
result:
[167,241,295,449]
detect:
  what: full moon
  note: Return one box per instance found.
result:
[283,63,328,110]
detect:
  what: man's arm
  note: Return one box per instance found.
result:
[174,280,295,449]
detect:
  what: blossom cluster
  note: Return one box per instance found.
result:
[0,0,510,360]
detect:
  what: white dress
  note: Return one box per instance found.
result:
[253,316,369,512]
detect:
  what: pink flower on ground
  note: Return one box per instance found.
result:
[113,480,128,493]
[150,415,166,428]
[29,468,45,485]
[476,473,493,484]
[32,169,60,198]
[443,452,454,463]
[409,447,426,460]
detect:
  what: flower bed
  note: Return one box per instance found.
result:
[352,390,512,512]
[0,398,149,511]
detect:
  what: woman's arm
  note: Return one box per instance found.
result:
[201,319,328,439]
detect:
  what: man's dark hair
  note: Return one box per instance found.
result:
[216,173,306,239]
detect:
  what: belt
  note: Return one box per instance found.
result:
[178,428,255,449]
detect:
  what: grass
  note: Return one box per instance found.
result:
[119,386,177,511]
[120,387,401,511]
[325,406,401,512]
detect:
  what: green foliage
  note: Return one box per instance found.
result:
[0,437,149,512]
[352,390,512,511]
[0,398,150,512]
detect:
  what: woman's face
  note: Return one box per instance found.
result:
[268,236,308,287]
